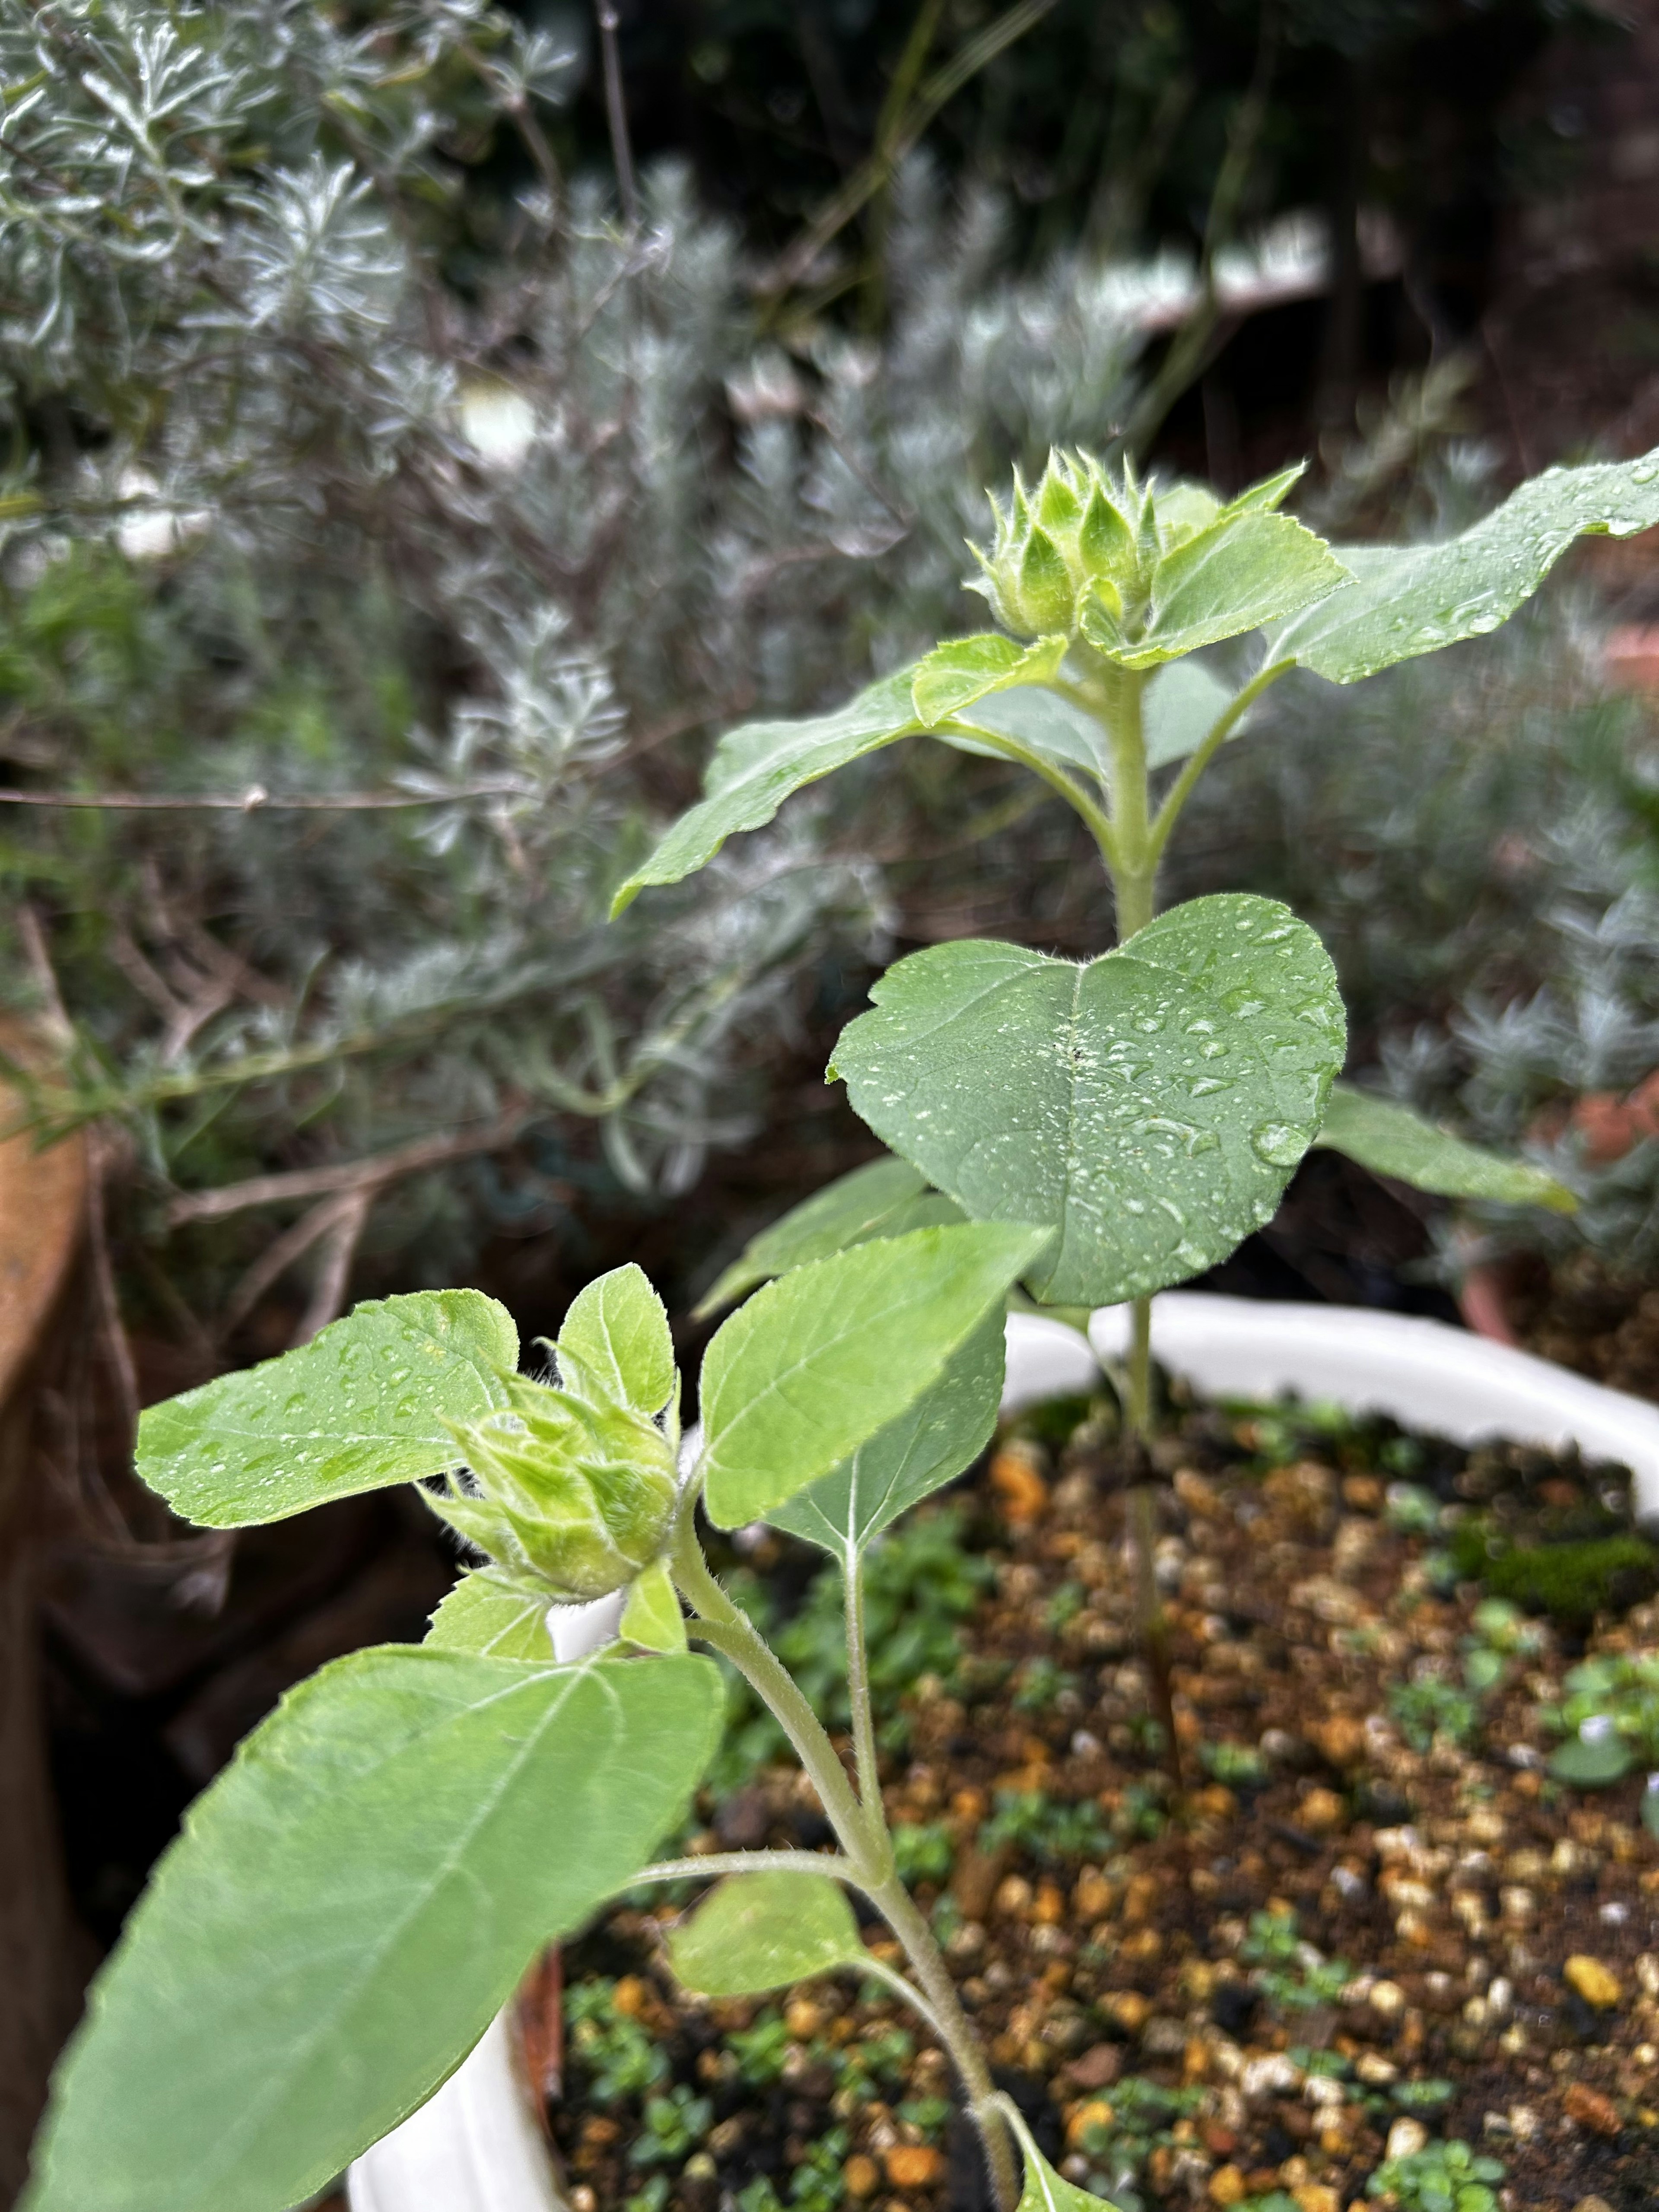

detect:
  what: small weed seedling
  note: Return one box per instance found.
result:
[27,447,1659,2212]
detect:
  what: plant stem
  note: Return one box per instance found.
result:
[868,1872,1020,2210]
[668,1514,1018,2210]
[632,1849,862,1886]
[844,1553,882,1812]
[1097,661,1153,941]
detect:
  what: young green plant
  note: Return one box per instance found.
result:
[633,446,1656,1761]
[27,1242,1106,2212]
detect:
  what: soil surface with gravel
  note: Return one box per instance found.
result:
[539,1379,1659,2212]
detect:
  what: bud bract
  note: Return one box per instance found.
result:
[433,1373,677,1601]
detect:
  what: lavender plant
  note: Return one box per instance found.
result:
[0,0,1148,1336]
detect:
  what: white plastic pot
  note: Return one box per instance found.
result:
[348,1292,1659,2208]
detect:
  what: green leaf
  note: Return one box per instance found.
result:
[695,1154,962,1317]
[912,633,1067,727]
[1122,509,1349,666]
[1142,658,1237,770]
[611,667,921,913]
[556,1263,676,1414]
[25,1648,721,2212]
[1222,461,1306,515]
[666,1870,864,1997]
[1316,1084,1577,1214]
[1549,1734,1635,1787]
[832,893,1345,1307]
[137,1291,518,1529]
[697,1220,1050,1528]
[620,1560,687,1652]
[769,1311,1005,1559]
[424,1572,553,1659]
[1273,448,1659,683]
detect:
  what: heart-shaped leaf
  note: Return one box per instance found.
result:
[25,1648,721,2212]
[137,1291,518,1529]
[667,1870,864,1996]
[769,1311,1005,1560]
[1316,1084,1576,1213]
[832,894,1345,1307]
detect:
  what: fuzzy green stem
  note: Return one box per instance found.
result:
[668,1515,1018,2209]
[631,1849,861,1887]
[943,718,1118,866]
[1099,661,1153,941]
[845,1553,883,1813]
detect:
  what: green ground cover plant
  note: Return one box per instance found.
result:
[25,443,1659,2212]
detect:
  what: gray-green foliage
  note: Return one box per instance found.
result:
[1,7,1151,1330]
[831,893,1345,1306]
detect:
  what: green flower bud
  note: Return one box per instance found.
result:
[432,1374,677,1602]
[965,448,1147,641]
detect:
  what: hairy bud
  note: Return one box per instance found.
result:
[432,1374,677,1601]
[966,449,1146,641]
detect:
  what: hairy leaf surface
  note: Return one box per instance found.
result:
[696,1154,961,1316]
[769,1312,1004,1558]
[911,633,1067,726]
[25,1649,721,2212]
[1316,1084,1576,1213]
[833,894,1345,1306]
[1274,449,1659,682]
[1116,509,1348,665]
[611,669,920,911]
[137,1291,518,1528]
[667,1870,864,1996]
[424,1573,554,1659]
[697,1222,1049,1527]
[619,1560,688,1651]
[555,1262,676,1414]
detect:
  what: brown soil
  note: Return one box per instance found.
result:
[548,1389,1659,2212]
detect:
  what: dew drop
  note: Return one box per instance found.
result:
[1250,1121,1306,1168]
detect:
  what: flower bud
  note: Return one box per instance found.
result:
[433,1374,677,1601]
[966,449,1144,641]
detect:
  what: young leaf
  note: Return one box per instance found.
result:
[424,1573,554,1659]
[555,1262,676,1414]
[619,1559,688,1652]
[1013,2136,1122,2211]
[697,1220,1050,1527]
[1124,509,1349,665]
[1273,448,1659,683]
[24,1648,721,2212]
[1142,658,1237,770]
[137,1291,518,1529]
[1549,1735,1635,1787]
[911,633,1067,727]
[1315,1084,1577,1213]
[832,893,1345,1307]
[610,668,922,913]
[695,1154,961,1316]
[769,1311,1004,1559]
[667,1870,864,1996]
